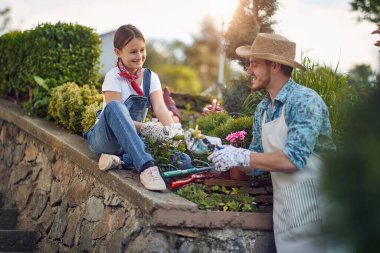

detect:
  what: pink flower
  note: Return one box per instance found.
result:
[226,131,247,144]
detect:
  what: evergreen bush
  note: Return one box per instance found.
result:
[196,112,231,135]
[209,116,253,147]
[221,76,252,115]
[0,22,102,117]
[49,82,102,134]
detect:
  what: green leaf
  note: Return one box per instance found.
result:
[33,76,49,91]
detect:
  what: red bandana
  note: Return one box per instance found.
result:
[117,59,143,96]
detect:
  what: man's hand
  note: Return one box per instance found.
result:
[207,145,251,172]
[140,122,183,142]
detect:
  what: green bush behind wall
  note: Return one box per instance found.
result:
[0,22,102,117]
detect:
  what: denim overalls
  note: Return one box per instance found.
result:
[84,69,191,172]
[83,69,155,172]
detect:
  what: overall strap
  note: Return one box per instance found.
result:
[143,68,152,107]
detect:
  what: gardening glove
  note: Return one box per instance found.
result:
[184,130,223,154]
[140,122,184,143]
[184,130,209,154]
[207,145,251,172]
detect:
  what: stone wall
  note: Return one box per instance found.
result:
[0,99,275,253]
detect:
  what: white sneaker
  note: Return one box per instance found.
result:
[98,153,123,171]
[140,166,166,191]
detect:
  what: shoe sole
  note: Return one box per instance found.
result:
[99,154,112,171]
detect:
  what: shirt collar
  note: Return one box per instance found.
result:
[275,78,295,104]
[262,78,295,107]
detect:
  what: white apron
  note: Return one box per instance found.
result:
[262,107,327,253]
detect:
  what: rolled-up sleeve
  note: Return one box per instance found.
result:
[283,93,326,170]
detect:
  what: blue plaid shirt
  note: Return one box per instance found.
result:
[249,78,336,170]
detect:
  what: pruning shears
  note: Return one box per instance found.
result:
[168,173,209,190]
[160,166,213,178]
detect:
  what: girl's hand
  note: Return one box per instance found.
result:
[140,122,183,142]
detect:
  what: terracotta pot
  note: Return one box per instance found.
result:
[229,168,250,181]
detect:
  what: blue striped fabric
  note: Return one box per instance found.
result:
[274,179,321,234]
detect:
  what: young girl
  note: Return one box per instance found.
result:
[84,24,183,191]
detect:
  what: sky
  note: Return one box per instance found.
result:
[1,0,379,74]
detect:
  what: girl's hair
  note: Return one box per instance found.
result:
[114,24,145,50]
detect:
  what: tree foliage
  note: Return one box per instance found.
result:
[224,0,278,67]
[348,64,379,92]
[0,7,10,34]
[322,88,380,253]
[184,17,222,90]
[350,0,380,24]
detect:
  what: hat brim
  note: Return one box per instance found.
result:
[236,46,306,71]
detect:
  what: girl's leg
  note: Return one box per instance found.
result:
[87,100,153,172]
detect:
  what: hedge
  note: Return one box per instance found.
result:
[0,22,102,117]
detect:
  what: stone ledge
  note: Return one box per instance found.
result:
[152,209,273,230]
[0,99,273,231]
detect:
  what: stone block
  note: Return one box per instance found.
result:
[13,143,26,165]
[31,191,49,219]
[16,131,25,144]
[80,221,95,252]
[85,196,104,222]
[24,142,38,162]
[13,162,32,185]
[36,166,52,192]
[36,151,49,167]
[63,207,82,247]
[0,124,9,144]
[65,180,89,207]
[63,162,75,185]
[4,144,13,168]
[127,231,170,253]
[12,183,33,210]
[104,230,125,253]
[52,159,64,180]
[110,208,126,231]
[50,180,63,206]
[49,203,68,240]
[92,208,111,240]
[38,204,55,234]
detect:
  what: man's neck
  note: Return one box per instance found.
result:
[267,76,291,107]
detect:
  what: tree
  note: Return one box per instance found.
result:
[224,0,278,67]
[0,7,11,35]
[144,40,202,94]
[350,0,380,24]
[348,64,379,92]
[184,17,222,90]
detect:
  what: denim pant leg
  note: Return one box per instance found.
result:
[86,100,153,172]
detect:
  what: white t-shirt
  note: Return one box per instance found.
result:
[101,67,162,111]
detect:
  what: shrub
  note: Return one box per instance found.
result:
[49,82,102,134]
[292,58,358,145]
[0,22,102,117]
[209,116,253,147]
[221,76,252,115]
[322,88,380,252]
[82,101,102,133]
[0,31,25,98]
[196,112,231,135]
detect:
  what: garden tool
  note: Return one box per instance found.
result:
[184,128,223,155]
[160,166,213,178]
[168,173,209,190]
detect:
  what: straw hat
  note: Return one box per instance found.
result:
[236,33,306,70]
